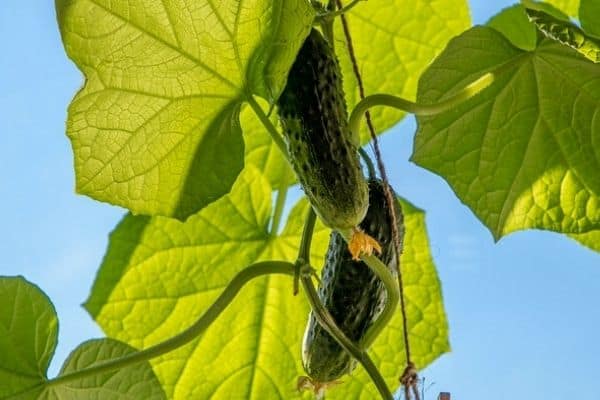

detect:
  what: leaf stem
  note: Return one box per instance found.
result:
[358,147,376,180]
[298,208,393,400]
[348,55,526,143]
[294,205,318,294]
[247,96,290,164]
[45,261,295,388]
[270,187,288,236]
[297,206,318,262]
[316,0,364,20]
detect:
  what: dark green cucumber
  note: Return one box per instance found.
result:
[302,179,404,383]
[277,28,368,231]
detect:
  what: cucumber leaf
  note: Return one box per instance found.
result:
[570,230,600,253]
[0,276,165,400]
[84,167,330,399]
[85,167,449,399]
[524,1,600,63]
[413,26,600,240]
[0,277,57,399]
[333,0,471,143]
[580,0,600,38]
[487,4,538,51]
[56,0,314,219]
[50,339,166,400]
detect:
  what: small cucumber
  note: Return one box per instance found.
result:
[301,179,404,383]
[277,29,368,231]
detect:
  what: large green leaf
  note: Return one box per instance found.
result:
[56,0,314,219]
[85,167,448,399]
[580,0,600,38]
[333,0,471,143]
[84,167,329,400]
[0,276,165,400]
[413,26,600,240]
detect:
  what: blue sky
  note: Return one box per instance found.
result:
[1,1,599,399]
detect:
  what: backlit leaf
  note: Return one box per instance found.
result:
[56,0,314,219]
[570,230,600,253]
[413,27,600,239]
[86,168,448,399]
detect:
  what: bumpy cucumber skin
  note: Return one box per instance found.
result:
[277,29,368,231]
[302,180,404,383]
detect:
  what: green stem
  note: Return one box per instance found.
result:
[45,261,295,388]
[348,55,526,143]
[270,187,288,236]
[298,208,393,400]
[294,205,318,295]
[358,147,376,180]
[320,18,335,48]
[297,206,318,262]
[316,0,363,20]
[247,96,290,164]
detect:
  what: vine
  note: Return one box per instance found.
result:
[19,209,399,400]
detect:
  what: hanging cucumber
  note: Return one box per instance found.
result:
[277,29,370,242]
[301,179,404,385]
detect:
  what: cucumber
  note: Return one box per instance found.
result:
[301,179,404,383]
[277,28,368,231]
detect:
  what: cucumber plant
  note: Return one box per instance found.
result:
[3,0,600,399]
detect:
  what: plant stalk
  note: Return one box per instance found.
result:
[247,96,290,164]
[358,147,377,179]
[45,261,295,387]
[270,187,288,236]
